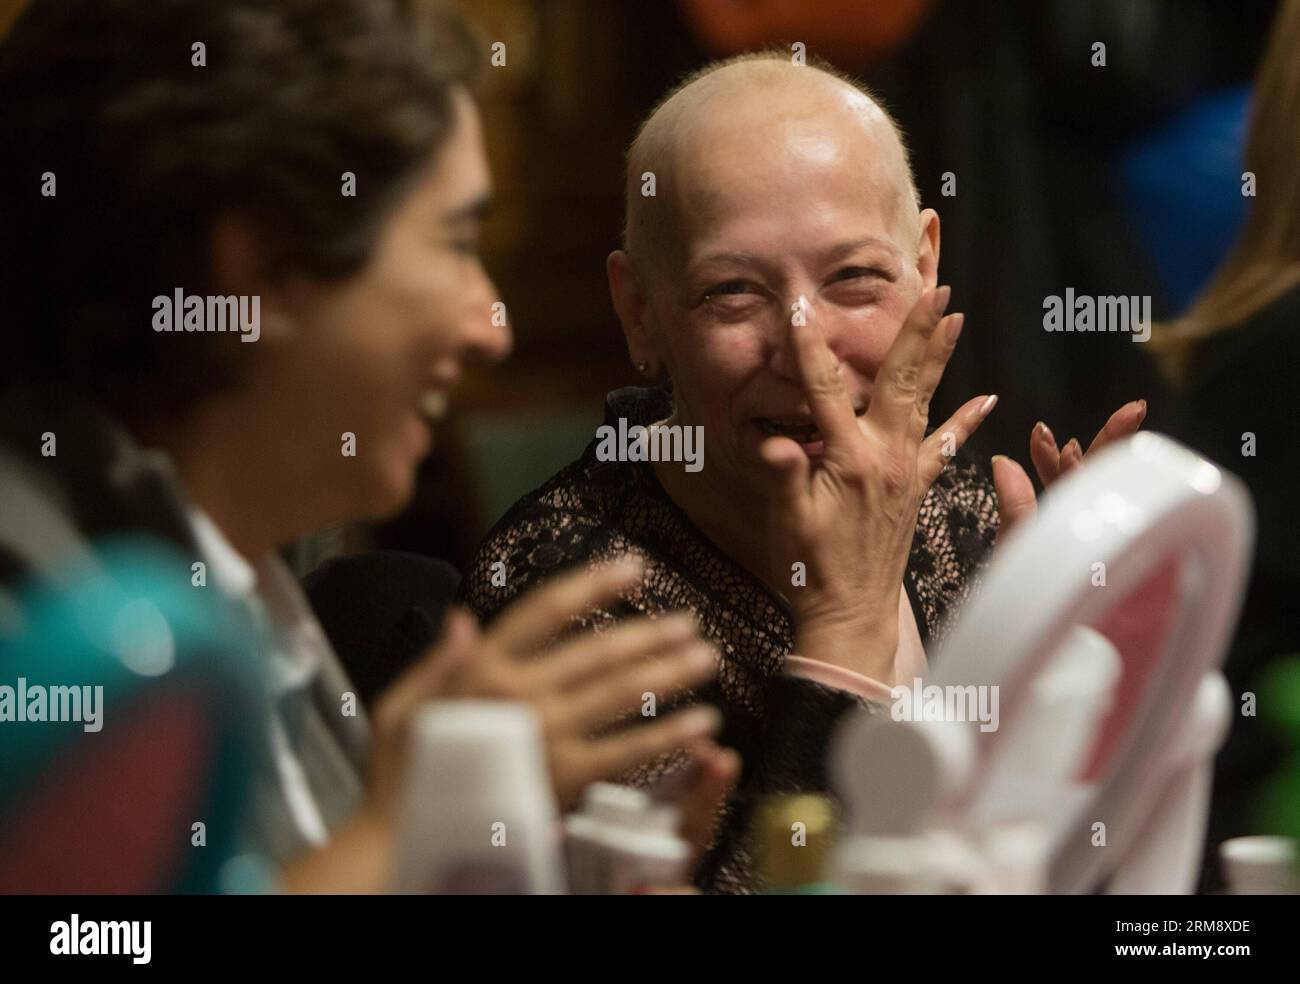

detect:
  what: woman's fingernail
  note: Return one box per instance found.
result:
[689,644,718,671]
[680,706,723,736]
[978,393,998,418]
[612,554,644,579]
[932,285,952,318]
[946,312,965,343]
[1034,421,1055,444]
[1136,399,1148,416]
[991,454,1010,465]
[442,608,477,645]
[661,612,696,638]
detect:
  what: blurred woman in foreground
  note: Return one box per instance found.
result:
[0,0,732,891]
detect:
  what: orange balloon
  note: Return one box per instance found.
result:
[679,0,935,64]
[0,0,33,40]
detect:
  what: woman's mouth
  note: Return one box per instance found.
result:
[752,405,866,446]
[754,417,822,443]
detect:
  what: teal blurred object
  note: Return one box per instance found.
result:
[0,536,270,893]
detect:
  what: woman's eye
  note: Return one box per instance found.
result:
[702,280,752,301]
[830,266,881,284]
[826,267,891,305]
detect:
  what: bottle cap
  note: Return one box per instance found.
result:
[583,781,651,826]
[752,794,836,890]
[1220,836,1300,894]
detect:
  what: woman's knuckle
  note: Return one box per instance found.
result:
[890,364,920,393]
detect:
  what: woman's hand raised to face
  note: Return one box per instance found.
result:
[992,400,1148,539]
[759,286,997,682]
[367,556,724,818]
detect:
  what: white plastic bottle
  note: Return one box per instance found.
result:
[564,782,691,894]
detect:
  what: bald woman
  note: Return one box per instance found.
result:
[461,53,1142,893]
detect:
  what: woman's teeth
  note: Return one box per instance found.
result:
[419,389,449,422]
[755,418,821,442]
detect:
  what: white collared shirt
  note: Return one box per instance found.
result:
[187,509,331,847]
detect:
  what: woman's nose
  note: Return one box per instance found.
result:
[769,292,845,380]
[461,283,513,365]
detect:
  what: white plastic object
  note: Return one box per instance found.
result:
[392,701,564,894]
[831,626,1121,892]
[564,782,690,894]
[832,433,1254,893]
[1220,836,1300,894]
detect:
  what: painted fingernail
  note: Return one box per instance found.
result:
[978,393,998,418]
[1066,438,1082,457]
[1034,421,1055,445]
[946,312,965,343]
[1136,398,1148,416]
[932,285,952,318]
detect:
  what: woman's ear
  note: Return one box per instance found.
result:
[210,212,298,341]
[210,212,271,296]
[916,208,941,289]
[607,249,659,374]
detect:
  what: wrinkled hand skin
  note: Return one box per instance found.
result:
[761,285,997,681]
[992,399,1147,539]
[367,556,725,818]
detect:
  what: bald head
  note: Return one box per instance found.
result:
[623,54,920,281]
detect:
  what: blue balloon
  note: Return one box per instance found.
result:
[1116,86,1252,311]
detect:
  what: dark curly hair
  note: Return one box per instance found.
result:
[0,0,482,424]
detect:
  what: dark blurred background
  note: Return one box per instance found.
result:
[298,1,1278,566]
[0,0,1276,564]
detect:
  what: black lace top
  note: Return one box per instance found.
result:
[461,386,999,892]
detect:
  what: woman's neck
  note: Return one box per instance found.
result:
[651,454,779,600]
[134,402,305,562]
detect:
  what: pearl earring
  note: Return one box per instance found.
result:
[635,360,649,374]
